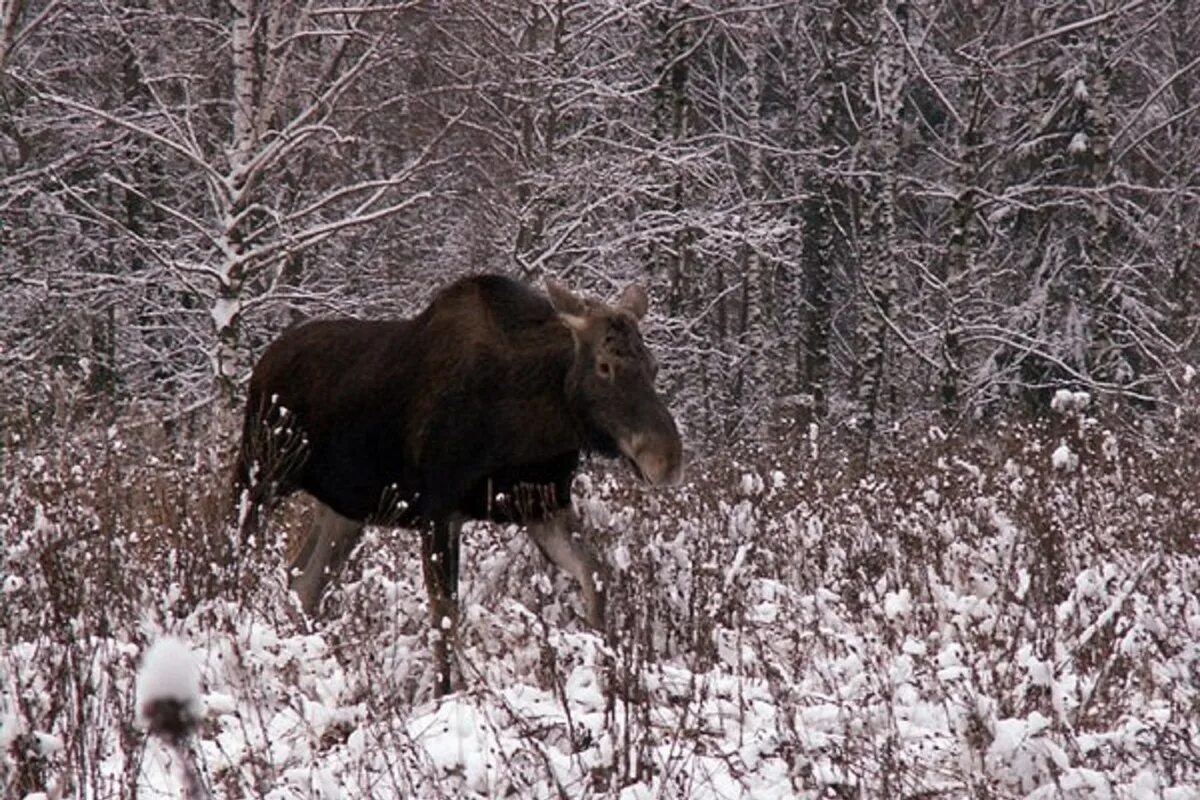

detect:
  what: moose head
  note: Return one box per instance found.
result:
[546,279,684,487]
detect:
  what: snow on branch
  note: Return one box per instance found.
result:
[136,637,201,743]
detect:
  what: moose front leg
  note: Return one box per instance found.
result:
[421,517,462,696]
[527,509,607,630]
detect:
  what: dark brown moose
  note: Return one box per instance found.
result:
[232,274,683,695]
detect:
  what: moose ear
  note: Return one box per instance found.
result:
[616,284,649,320]
[546,277,589,331]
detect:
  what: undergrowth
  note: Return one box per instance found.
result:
[1,399,1198,798]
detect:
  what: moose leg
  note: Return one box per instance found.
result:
[421,517,462,697]
[526,510,606,630]
[290,502,364,616]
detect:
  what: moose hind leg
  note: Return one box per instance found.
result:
[290,502,364,616]
[421,517,462,697]
[527,510,606,630]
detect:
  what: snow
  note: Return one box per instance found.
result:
[1052,440,1078,471]
[3,437,1199,799]
[1051,389,1091,414]
[135,637,202,730]
[0,710,25,753]
[739,472,764,496]
[883,588,911,619]
[210,297,241,332]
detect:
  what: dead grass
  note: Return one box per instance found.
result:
[2,399,1198,797]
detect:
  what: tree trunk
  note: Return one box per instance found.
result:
[854,0,907,466]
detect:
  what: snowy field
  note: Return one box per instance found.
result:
[2,406,1198,798]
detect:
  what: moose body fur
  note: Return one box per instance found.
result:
[233,274,682,695]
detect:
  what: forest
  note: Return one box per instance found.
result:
[2,1,1198,798]
[2,0,1196,444]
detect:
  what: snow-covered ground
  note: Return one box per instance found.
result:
[2,416,1198,798]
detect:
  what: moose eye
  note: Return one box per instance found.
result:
[597,361,614,380]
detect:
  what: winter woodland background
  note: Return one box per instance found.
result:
[4,0,1198,440]
[1,1,1198,798]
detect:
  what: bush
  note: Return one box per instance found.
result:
[2,403,1198,798]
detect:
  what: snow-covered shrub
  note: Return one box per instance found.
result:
[2,412,1197,798]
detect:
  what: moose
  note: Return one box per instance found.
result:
[232,273,683,695]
